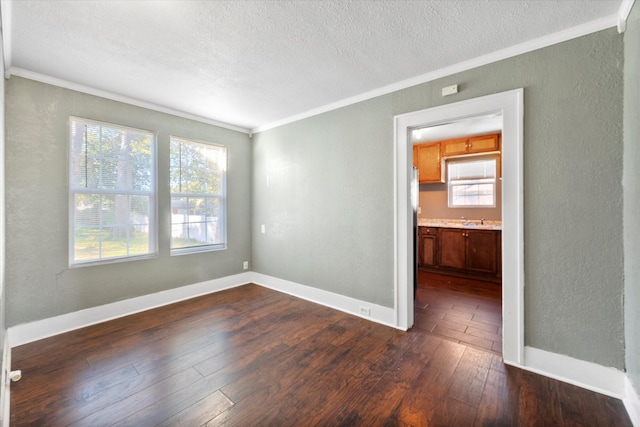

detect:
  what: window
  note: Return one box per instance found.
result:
[69,118,156,265]
[170,137,226,253]
[448,158,496,207]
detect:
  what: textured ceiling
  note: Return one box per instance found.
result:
[6,0,623,131]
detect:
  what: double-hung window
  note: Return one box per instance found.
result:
[69,118,156,265]
[447,158,497,208]
[169,137,226,253]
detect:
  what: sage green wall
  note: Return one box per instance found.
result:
[5,77,252,326]
[624,1,640,396]
[0,33,6,376]
[252,28,625,368]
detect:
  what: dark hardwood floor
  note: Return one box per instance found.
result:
[10,283,632,426]
[415,270,503,355]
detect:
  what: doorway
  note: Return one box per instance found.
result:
[413,114,503,354]
[394,89,524,366]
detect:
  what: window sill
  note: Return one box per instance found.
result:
[170,244,227,257]
[69,253,159,268]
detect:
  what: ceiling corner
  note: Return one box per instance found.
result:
[618,0,635,33]
[1,0,12,77]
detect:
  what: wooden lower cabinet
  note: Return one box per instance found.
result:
[419,226,501,283]
[418,227,438,267]
[466,230,500,274]
[439,228,466,270]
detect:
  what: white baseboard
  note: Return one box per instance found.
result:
[7,271,398,348]
[625,376,640,427]
[6,271,640,424]
[249,272,398,329]
[7,272,254,348]
[522,346,626,398]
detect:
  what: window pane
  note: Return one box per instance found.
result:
[74,227,109,261]
[170,137,226,252]
[70,118,156,265]
[449,159,496,180]
[447,158,497,208]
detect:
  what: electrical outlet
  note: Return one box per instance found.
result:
[261,224,266,234]
[243,261,249,270]
[359,306,371,316]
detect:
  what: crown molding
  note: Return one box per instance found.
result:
[1,0,12,77]
[8,67,251,134]
[0,9,621,136]
[252,14,618,134]
[618,0,636,33]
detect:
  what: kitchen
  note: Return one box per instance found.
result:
[412,114,503,354]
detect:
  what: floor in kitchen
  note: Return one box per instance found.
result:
[414,270,503,356]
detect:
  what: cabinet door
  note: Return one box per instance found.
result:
[467,134,499,154]
[418,231,437,267]
[466,230,499,274]
[415,143,443,183]
[442,137,469,156]
[439,228,466,269]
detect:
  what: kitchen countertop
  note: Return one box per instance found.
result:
[418,218,502,230]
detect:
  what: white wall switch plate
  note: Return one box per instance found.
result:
[442,84,458,96]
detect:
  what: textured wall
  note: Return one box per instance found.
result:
[0,32,6,379]
[624,2,640,395]
[5,77,252,326]
[253,28,625,368]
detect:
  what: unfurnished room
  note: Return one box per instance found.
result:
[0,0,639,425]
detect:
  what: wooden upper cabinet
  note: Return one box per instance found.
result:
[441,137,469,156]
[441,133,500,157]
[413,142,443,183]
[413,133,500,184]
[468,134,499,153]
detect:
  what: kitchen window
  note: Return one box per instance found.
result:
[170,137,227,254]
[447,158,496,208]
[69,118,157,266]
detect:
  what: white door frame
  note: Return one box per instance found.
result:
[393,89,524,365]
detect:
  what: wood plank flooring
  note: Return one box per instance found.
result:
[415,270,503,355]
[10,283,632,426]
